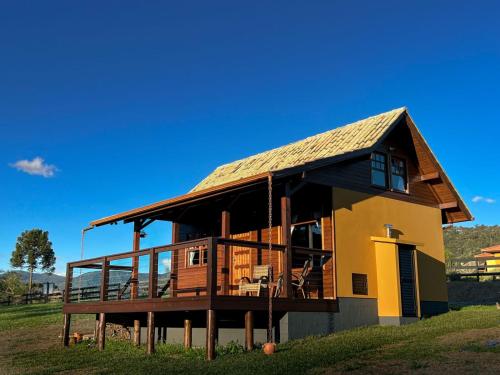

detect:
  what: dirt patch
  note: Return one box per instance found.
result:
[315,359,412,375]
[418,351,500,374]
[438,327,500,347]
[0,319,94,375]
[317,351,500,375]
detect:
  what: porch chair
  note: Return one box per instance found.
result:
[291,258,312,298]
[273,273,284,298]
[238,265,271,296]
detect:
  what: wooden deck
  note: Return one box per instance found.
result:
[63,295,338,314]
[62,236,338,359]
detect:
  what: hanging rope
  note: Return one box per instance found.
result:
[267,173,273,343]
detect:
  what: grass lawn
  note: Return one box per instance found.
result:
[1,304,499,374]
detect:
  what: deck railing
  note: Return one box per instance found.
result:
[64,237,334,304]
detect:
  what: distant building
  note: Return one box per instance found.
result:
[475,245,500,273]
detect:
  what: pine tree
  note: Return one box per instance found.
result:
[10,229,56,292]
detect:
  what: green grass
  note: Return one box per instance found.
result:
[1,304,500,374]
[0,303,91,331]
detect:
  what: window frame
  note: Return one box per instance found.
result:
[185,246,207,268]
[291,220,323,250]
[370,152,388,189]
[390,155,408,193]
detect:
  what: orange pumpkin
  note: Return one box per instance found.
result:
[73,332,83,343]
[263,342,276,355]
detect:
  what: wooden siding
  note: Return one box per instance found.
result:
[322,214,335,298]
[306,120,440,209]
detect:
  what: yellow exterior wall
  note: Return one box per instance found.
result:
[333,187,447,303]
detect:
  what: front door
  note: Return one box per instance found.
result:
[398,245,417,317]
[229,232,254,294]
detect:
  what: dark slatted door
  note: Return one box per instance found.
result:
[398,245,417,317]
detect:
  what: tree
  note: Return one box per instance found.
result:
[10,229,56,292]
[0,271,27,299]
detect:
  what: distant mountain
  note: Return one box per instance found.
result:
[7,271,66,289]
[2,270,169,291]
[444,225,500,260]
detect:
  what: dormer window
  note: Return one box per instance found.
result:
[391,157,407,192]
[371,152,387,188]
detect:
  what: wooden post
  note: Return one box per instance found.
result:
[207,237,218,298]
[94,315,99,341]
[148,249,158,299]
[184,319,192,349]
[221,210,230,295]
[206,309,216,361]
[171,222,180,298]
[98,312,106,351]
[100,257,109,301]
[62,313,71,347]
[147,311,155,354]
[281,195,293,298]
[132,220,141,346]
[134,319,141,347]
[64,264,72,304]
[245,311,254,351]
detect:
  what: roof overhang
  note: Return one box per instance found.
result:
[90,109,473,227]
[90,172,271,227]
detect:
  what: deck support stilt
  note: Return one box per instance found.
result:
[147,311,155,354]
[184,319,192,349]
[274,317,281,343]
[98,312,106,351]
[161,326,167,343]
[133,319,141,346]
[62,313,71,347]
[94,315,99,342]
[206,309,216,361]
[245,311,254,351]
[157,326,161,343]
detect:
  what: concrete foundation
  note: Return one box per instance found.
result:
[129,297,419,346]
[333,297,379,331]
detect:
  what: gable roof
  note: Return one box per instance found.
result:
[192,107,406,192]
[90,107,472,227]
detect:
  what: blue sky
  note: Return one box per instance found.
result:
[0,1,498,274]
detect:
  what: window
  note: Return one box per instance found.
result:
[291,221,323,268]
[371,152,387,188]
[291,221,322,249]
[352,273,368,295]
[391,157,407,192]
[186,247,207,267]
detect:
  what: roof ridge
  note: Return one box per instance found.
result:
[191,106,407,192]
[212,107,407,171]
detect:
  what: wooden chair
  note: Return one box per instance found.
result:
[291,258,312,298]
[239,265,271,296]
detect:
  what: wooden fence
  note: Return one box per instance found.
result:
[0,291,64,306]
[446,258,500,280]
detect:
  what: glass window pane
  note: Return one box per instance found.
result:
[391,157,407,191]
[291,225,309,247]
[371,169,386,187]
[392,175,406,191]
[371,153,387,187]
[312,223,322,249]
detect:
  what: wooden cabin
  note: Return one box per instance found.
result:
[62,107,472,359]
